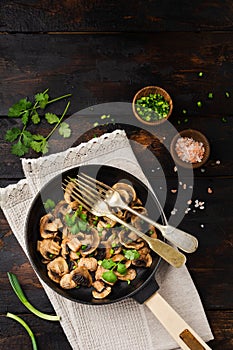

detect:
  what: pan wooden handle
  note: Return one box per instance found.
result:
[145,293,212,350]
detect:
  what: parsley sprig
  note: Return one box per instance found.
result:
[5,89,72,156]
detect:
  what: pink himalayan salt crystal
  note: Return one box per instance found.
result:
[175,137,205,163]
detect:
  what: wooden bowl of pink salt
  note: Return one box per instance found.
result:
[170,129,210,169]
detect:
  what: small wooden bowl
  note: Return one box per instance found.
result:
[132,86,173,125]
[170,129,210,169]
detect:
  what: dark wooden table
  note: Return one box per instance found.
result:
[0,1,232,349]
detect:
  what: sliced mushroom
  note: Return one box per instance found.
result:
[71,266,92,287]
[64,181,79,209]
[78,257,98,271]
[119,230,144,250]
[112,254,131,268]
[67,237,82,252]
[92,286,111,299]
[112,182,137,204]
[80,228,100,256]
[47,257,69,283]
[132,253,153,268]
[53,200,71,218]
[130,207,149,231]
[116,268,136,281]
[60,273,77,289]
[92,280,105,292]
[40,213,62,239]
[37,239,61,260]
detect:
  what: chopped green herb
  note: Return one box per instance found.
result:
[135,93,170,122]
[73,265,77,270]
[43,198,56,210]
[117,263,127,275]
[93,122,99,127]
[198,72,203,77]
[177,120,181,125]
[101,259,116,270]
[148,230,154,236]
[184,118,189,123]
[49,254,54,259]
[81,245,87,250]
[102,271,117,284]
[182,109,187,114]
[112,242,117,248]
[197,101,202,108]
[225,91,230,98]
[127,280,131,285]
[208,92,213,99]
[123,249,140,260]
[110,248,114,255]
[76,252,81,256]
[70,223,80,235]
[106,223,112,228]
[221,117,227,123]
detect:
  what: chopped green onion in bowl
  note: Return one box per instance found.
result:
[135,93,170,122]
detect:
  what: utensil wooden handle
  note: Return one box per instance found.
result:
[145,293,212,350]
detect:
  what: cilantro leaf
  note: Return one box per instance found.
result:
[35,93,49,109]
[8,98,32,117]
[101,259,116,270]
[11,141,28,157]
[102,271,117,283]
[59,122,71,138]
[123,249,140,260]
[31,111,40,124]
[77,220,87,231]
[22,130,33,147]
[44,199,56,210]
[5,128,21,142]
[31,135,48,154]
[21,111,30,126]
[45,113,59,124]
[117,263,127,275]
[70,223,80,235]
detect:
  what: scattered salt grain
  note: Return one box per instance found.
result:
[216,160,221,165]
[159,186,163,190]
[157,167,160,170]
[183,184,187,190]
[199,206,205,210]
[171,189,177,193]
[151,169,155,173]
[187,200,192,205]
[208,187,213,194]
[189,185,193,189]
[175,137,205,163]
[201,168,206,173]
[179,181,183,186]
[171,209,177,215]
[200,224,205,228]
[174,166,177,172]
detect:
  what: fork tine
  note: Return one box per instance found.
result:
[62,181,94,212]
[68,176,101,202]
[80,173,112,194]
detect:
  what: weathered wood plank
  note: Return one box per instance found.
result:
[1,1,233,32]
[0,33,232,116]
[0,314,72,350]
[0,117,232,180]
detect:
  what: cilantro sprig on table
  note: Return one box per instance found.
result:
[5,89,72,156]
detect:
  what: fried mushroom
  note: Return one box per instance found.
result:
[92,286,111,299]
[40,213,62,239]
[47,257,69,283]
[60,266,92,289]
[37,239,61,260]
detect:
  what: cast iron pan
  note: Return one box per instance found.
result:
[25,164,211,349]
[26,164,162,305]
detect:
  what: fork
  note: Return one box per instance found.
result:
[62,178,186,268]
[78,173,198,253]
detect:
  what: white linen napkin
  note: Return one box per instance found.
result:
[0,130,213,350]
